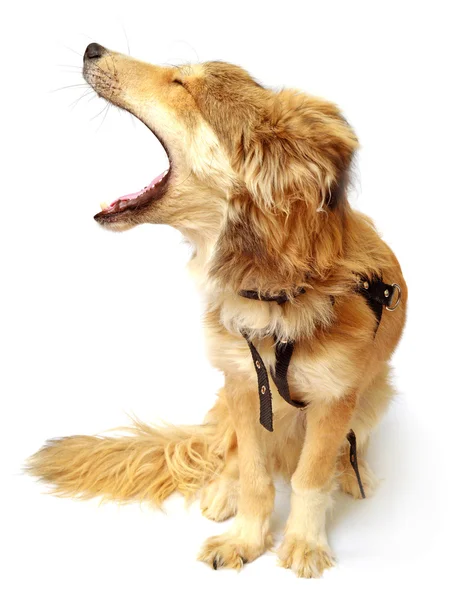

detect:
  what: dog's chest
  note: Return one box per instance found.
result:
[204,292,355,403]
[206,324,353,405]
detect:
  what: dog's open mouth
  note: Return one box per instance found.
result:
[93,130,172,223]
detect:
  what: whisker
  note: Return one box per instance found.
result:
[96,102,112,132]
[77,32,96,42]
[121,22,131,55]
[69,89,95,111]
[61,44,83,58]
[50,83,90,93]
[166,40,200,65]
[90,101,109,122]
[57,69,84,76]
[56,64,82,70]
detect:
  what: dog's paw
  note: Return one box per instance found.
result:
[339,458,378,499]
[198,532,271,570]
[200,477,239,522]
[277,537,335,578]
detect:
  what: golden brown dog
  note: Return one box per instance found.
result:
[28,43,407,578]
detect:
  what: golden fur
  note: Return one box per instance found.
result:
[27,45,407,578]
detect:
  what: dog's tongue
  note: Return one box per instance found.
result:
[100,170,169,212]
[117,171,168,201]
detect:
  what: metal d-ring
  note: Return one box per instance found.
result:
[386,283,402,311]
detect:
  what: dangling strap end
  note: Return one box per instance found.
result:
[242,331,274,433]
[260,415,273,432]
[346,429,366,499]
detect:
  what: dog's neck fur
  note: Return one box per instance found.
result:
[181,195,348,341]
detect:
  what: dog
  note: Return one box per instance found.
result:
[28,43,407,578]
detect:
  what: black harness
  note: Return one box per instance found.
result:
[239,275,401,499]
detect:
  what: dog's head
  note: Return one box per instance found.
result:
[83,43,358,291]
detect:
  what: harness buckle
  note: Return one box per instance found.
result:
[385,283,402,311]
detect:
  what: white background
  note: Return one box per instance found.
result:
[1,1,448,598]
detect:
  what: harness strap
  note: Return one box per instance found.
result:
[358,276,398,333]
[242,333,308,432]
[271,339,307,410]
[241,331,273,431]
[239,287,306,305]
[347,429,366,498]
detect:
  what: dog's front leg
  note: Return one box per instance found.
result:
[278,392,357,578]
[198,378,274,570]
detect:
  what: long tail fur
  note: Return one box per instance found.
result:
[27,416,232,506]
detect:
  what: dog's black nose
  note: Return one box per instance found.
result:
[84,42,104,60]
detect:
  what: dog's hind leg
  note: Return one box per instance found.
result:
[338,452,378,499]
[338,363,394,499]
[200,448,239,521]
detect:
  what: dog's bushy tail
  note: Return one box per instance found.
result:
[27,416,232,505]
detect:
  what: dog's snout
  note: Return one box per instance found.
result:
[84,42,105,60]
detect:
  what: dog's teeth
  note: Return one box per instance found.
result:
[100,202,108,210]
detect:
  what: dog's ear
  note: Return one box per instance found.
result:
[209,92,357,292]
[234,90,358,213]
[208,89,358,292]
[208,191,286,294]
[209,188,339,294]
